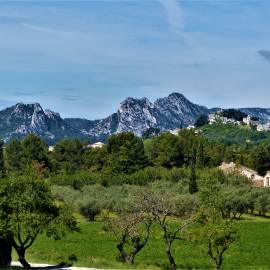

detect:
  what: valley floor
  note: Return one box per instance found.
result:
[8,215,270,270]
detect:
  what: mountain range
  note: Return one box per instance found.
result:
[1,92,270,144]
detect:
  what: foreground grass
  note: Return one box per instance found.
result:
[11,216,270,269]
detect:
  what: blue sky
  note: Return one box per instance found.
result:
[0,0,270,119]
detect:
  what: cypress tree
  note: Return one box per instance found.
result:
[0,141,5,178]
[196,142,205,169]
[189,148,198,194]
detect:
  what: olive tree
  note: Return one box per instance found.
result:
[0,176,77,269]
[105,212,152,265]
[142,192,196,270]
[195,209,238,270]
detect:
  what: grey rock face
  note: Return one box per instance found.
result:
[3,92,270,144]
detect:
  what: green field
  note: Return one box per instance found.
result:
[8,215,270,269]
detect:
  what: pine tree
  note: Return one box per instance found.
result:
[5,138,23,174]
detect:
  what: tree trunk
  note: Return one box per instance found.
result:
[126,255,135,265]
[215,261,221,270]
[214,255,222,270]
[166,243,176,270]
[16,247,31,269]
[0,237,12,267]
[117,243,128,264]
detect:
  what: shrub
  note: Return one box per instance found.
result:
[79,200,102,221]
[48,171,100,189]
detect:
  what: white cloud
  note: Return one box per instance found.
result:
[157,0,185,33]
[157,0,196,50]
[21,23,74,38]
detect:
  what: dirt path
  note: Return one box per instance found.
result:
[11,262,101,270]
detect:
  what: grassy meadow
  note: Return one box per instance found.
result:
[8,215,270,270]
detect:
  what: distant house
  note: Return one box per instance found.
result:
[169,128,181,136]
[87,142,105,149]
[256,123,270,132]
[219,162,264,187]
[264,171,270,187]
[208,113,241,126]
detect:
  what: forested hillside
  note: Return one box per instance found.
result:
[200,123,270,146]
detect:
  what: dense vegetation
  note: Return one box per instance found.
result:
[219,109,247,121]
[200,124,270,174]
[2,127,270,269]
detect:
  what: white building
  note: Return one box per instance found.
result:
[169,128,181,136]
[219,162,265,187]
[88,142,105,148]
[264,171,270,187]
[209,113,241,126]
[257,123,270,132]
[243,115,260,127]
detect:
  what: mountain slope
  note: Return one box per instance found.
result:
[2,93,270,144]
[154,92,208,129]
[65,92,208,137]
[239,108,270,123]
[0,103,80,144]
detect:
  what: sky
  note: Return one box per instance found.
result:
[0,0,270,119]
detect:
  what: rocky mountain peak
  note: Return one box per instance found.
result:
[167,92,187,99]
[44,109,61,119]
[119,97,153,112]
[65,92,211,139]
[4,92,270,144]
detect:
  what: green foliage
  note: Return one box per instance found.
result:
[48,170,100,189]
[107,166,167,185]
[198,169,253,219]
[142,127,160,139]
[106,132,148,174]
[0,140,5,178]
[21,134,49,165]
[79,200,102,221]
[83,146,107,172]
[5,138,23,174]
[200,123,270,146]
[195,114,209,127]
[219,109,247,121]
[51,139,85,173]
[189,164,197,194]
[194,208,238,270]
[149,132,184,168]
[0,176,77,267]
[5,135,49,176]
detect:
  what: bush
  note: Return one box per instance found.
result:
[48,171,100,189]
[164,167,189,183]
[106,166,167,186]
[79,200,102,221]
